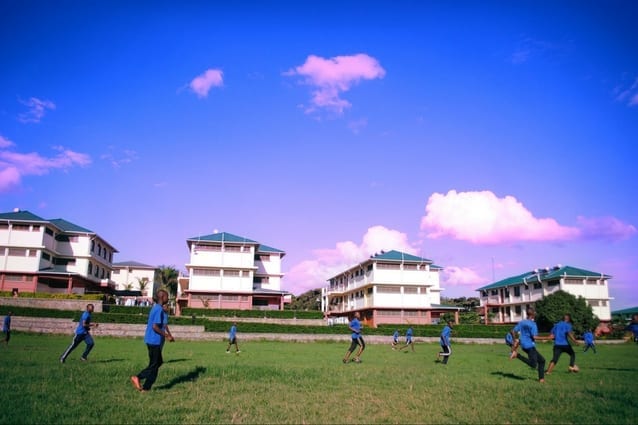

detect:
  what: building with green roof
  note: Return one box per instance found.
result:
[179,231,289,312]
[476,264,612,323]
[0,209,117,296]
[322,250,461,327]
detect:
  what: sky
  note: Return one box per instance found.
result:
[1,1,637,309]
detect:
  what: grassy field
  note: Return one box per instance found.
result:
[0,333,636,424]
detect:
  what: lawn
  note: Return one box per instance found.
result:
[0,333,636,424]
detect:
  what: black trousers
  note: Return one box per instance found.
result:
[137,344,163,390]
[517,346,545,380]
[551,344,576,366]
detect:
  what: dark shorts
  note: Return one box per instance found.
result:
[229,337,237,344]
[551,344,575,364]
[348,336,365,352]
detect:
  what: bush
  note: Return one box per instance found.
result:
[0,291,103,301]
[0,306,76,319]
[103,305,152,315]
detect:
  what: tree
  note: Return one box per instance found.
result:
[288,289,322,311]
[155,265,179,298]
[535,290,599,335]
[136,277,150,295]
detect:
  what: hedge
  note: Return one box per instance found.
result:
[0,306,77,319]
[182,307,323,320]
[102,305,152,315]
[0,291,103,300]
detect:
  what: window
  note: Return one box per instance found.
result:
[91,240,95,252]
[533,283,542,290]
[88,263,93,274]
[97,244,102,256]
[224,270,240,277]
[12,224,30,231]
[403,264,417,270]
[367,264,373,272]
[490,290,498,296]
[42,252,51,261]
[196,244,221,252]
[109,252,112,262]
[222,295,238,301]
[192,269,220,277]
[377,286,401,294]
[8,248,26,256]
[403,287,418,294]
[515,305,522,314]
[53,258,76,266]
[0,223,8,230]
[45,227,54,236]
[5,275,23,281]
[94,266,99,277]
[112,269,120,275]
[27,249,37,257]
[224,245,241,252]
[547,280,560,287]
[55,235,70,242]
[514,286,521,297]
[377,263,400,270]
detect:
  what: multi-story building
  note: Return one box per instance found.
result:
[0,209,117,295]
[111,261,158,298]
[476,265,612,323]
[322,250,460,327]
[177,231,289,311]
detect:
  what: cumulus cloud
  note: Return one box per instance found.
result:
[0,135,15,148]
[189,68,224,98]
[18,97,56,123]
[442,265,489,287]
[420,190,635,244]
[284,53,386,114]
[285,225,415,294]
[0,140,91,192]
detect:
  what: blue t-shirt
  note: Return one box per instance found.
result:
[583,331,594,344]
[76,311,91,335]
[350,318,362,339]
[513,319,538,350]
[229,325,237,340]
[393,330,399,341]
[406,327,413,342]
[626,323,638,338]
[551,320,573,346]
[440,325,451,346]
[505,332,514,345]
[144,304,166,345]
[3,315,10,332]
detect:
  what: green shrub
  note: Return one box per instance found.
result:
[0,291,103,300]
[0,306,76,319]
[103,305,152,315]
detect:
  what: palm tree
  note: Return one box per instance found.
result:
[137,277,150,296]
[155,265,179,298]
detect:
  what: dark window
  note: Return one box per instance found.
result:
[91,241,95,252]
[45,227,54,236]
[533,282,542,289]
[55,234,70,242]
[547,280,560,287]
[515,305,522,314]
[88,263,92,274]
[42,252,51,261]
[514,286,521,297]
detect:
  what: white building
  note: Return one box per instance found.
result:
[322,250,460,327]
[111,261,158,299]
[177,232,289,311]
[476,265,612,323]
[0,209,117,295]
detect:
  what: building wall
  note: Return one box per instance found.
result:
[111,267,157,295]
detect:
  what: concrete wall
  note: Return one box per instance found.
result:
[0,297,103,312]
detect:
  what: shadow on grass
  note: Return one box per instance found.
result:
[156,366,206,390]
[165,358,189,364]
[491,371,526,380]
[94,358,125,363]
[587,367,637,372]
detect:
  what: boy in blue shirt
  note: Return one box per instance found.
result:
[226,322,240,353]
[3,311,11,345]
[545,314,580,374]
[583,329,596,353]
[391,329,400,350]
[505,331,518,358]
[510,307,550,382]
[437,320,453,364]
[399,326,415,352]
[130,290,174,392]
[343,312,365,363]
[60,304,98,362]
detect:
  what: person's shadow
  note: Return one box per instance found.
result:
[491,371,526,381]
[156,366,206,390]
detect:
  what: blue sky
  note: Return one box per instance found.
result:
[1,1,637,309]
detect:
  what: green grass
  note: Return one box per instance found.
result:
[1,334,637,424]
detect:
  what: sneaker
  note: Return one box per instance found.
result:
[130,376,142,391]
[353,358,361,363]
[80,357,87,362]
[236,350,241,354]
[226,351,230,354]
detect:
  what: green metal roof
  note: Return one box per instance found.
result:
[187,232,258,244]
[0,210,47,222]
[371,250,432,263]
[49,218,93,233]
[256,244,285,254]
[611,306,638,316]
[476,265,610,291]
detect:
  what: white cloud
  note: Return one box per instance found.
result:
[284,53,385,114]
[18,97,56,123]
[441,266,489,287]
[189,68,224,98]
